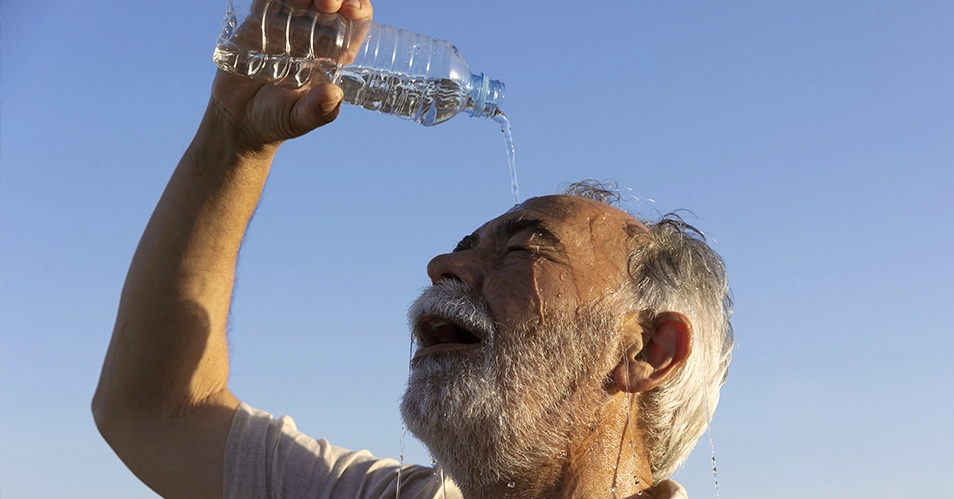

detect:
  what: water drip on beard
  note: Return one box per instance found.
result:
[611,344,624,496]
[700,373,721,499]
[396,335,415,498]
[612,342,642,497]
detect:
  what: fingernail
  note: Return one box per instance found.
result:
[343,0,360,10]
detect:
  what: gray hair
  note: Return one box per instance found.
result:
[563,180,734,480]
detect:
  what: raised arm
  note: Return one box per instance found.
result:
[92,1,372,497]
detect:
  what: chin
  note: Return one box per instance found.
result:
[400,280,627,493]
[399,347,571,494]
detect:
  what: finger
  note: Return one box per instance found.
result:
[338,0,373,64]
[314,0,372,20]
[340,0,372,21]
[311,0,372,66]
[313,0,341,13]
[290,84,343,135]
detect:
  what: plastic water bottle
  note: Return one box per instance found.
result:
[213,0,505,126]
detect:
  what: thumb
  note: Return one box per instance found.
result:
[290,84,344,136]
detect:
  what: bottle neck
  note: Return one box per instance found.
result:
[467,73,505,119]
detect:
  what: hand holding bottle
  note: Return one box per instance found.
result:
[215,0,503,126]
[209,0,373,151]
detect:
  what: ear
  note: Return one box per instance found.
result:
[613,312,693,393]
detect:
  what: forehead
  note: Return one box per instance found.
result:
[483,195,648,237]
[470,195,650,298]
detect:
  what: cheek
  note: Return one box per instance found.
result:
[532,265,581,316]
[483,262,580,330]
[566,257,629,305]
[482,266,539,328]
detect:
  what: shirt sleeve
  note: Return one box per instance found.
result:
[223,402,461,499]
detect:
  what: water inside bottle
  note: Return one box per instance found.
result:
[337,71,472,126]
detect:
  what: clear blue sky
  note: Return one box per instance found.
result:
[2,1,953,497]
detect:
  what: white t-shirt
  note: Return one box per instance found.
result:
[224,403,689,498]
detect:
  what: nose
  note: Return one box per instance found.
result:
[426,251,484,289]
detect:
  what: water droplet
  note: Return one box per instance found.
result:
[507,482,516,489]
[611,486,617,493]
[397,337,415,499]
[439,467,447,499]
[700,372,721,499]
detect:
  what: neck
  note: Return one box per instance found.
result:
[561,393,655,498]
[453,393,655,499]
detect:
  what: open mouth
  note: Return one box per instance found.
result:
[414,315,483,356]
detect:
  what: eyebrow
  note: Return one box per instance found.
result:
[452,219,564,253]
[453,231,480,252]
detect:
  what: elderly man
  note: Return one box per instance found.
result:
[92,1,733,497]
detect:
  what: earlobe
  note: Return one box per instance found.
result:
[613,312,693,393]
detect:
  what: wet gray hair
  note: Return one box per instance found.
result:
[563,180,734,480]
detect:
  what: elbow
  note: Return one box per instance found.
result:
[91,376,144,445]
[91,383,123,444]
[91,381,157,456]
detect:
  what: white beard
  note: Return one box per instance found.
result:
[401,280,622,494]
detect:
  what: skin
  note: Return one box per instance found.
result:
[92,0,692,496]
[427,196,648,333]
[424,196,693,498]
[92,1,372,497]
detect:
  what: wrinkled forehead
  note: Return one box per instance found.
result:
[468,195,651,296]
[489,195,649,235]
[474,195,650,264]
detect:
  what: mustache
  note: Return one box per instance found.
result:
[408,279,497,345]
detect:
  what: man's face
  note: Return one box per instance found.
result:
[425,195,644,338]
[401,196,648,490]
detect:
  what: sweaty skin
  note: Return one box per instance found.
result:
[532,258,545,325]
[428,196,649,334]
[422,195,678,498]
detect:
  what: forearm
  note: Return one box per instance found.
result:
[94,100,275,420]
[90,2,369,494]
